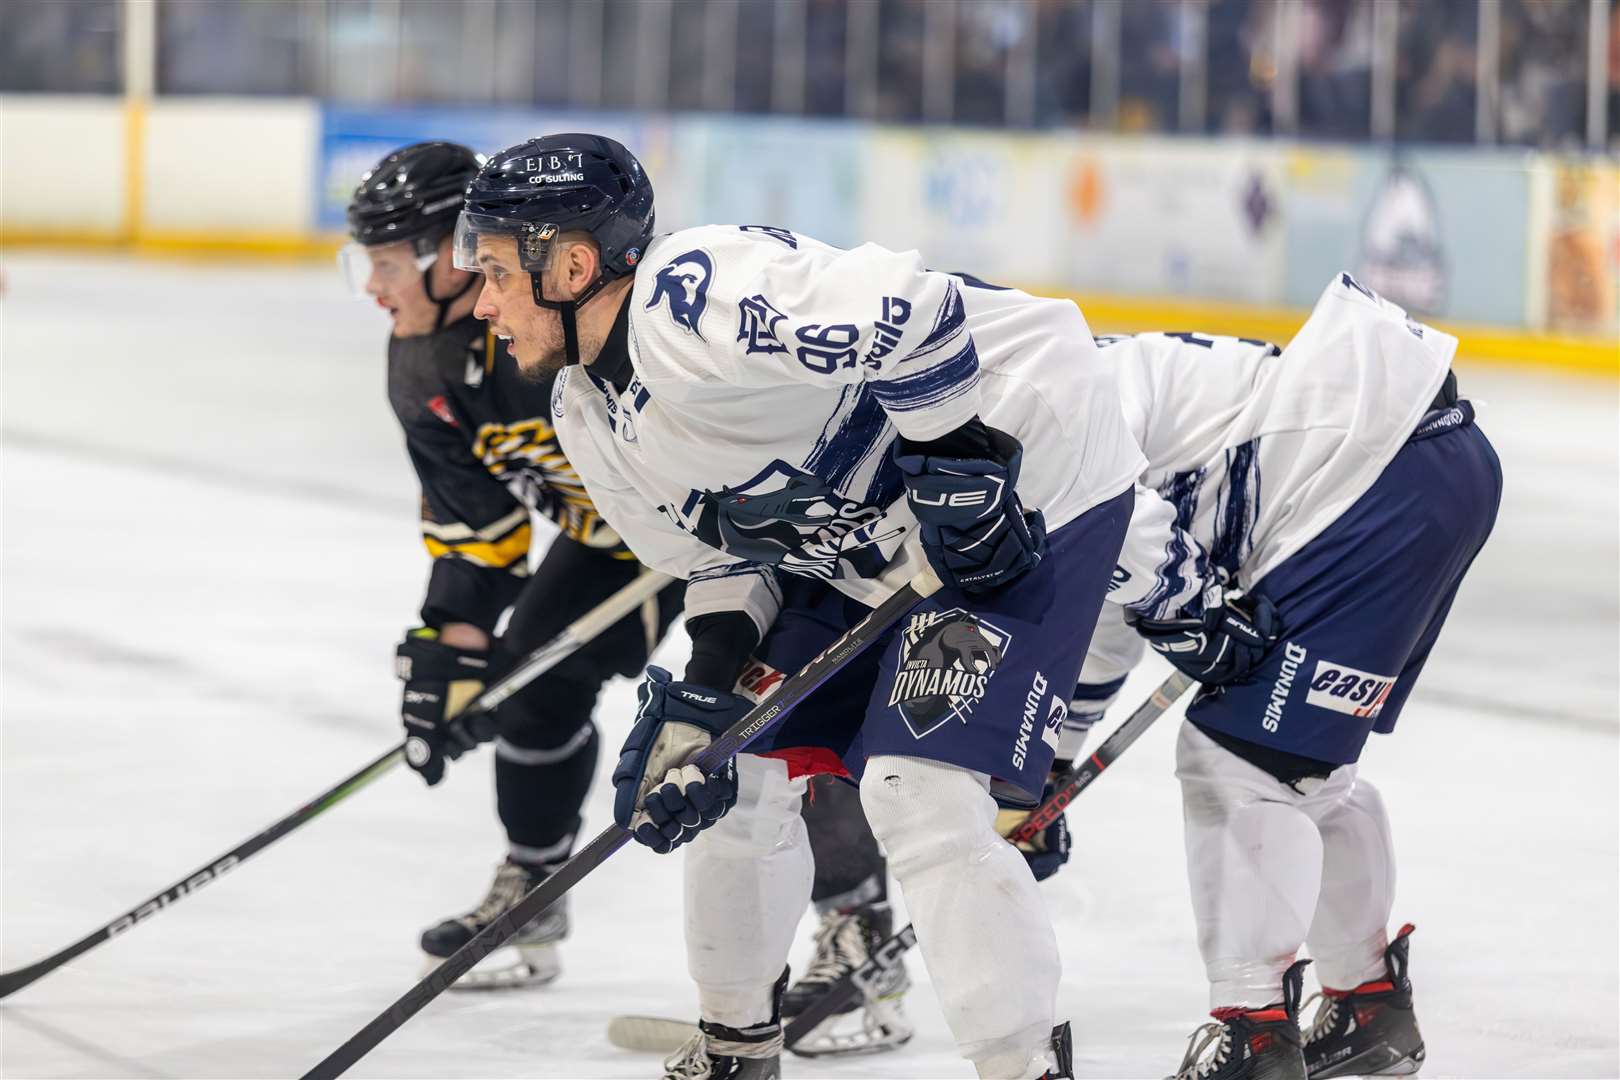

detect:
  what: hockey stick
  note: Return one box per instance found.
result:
[780,668,1196,1051]
[299,567,945,1080]
[0,569,673,1001]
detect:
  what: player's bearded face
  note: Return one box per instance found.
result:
[472,236,567,375]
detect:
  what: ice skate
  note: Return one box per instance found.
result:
[1168,960,1310,1080]
[418,859,566,989]
[661,1019,782,1080]
[782,904,912,1057]
[1304,925,1426,1078]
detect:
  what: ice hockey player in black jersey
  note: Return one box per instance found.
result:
[343,141,682,988]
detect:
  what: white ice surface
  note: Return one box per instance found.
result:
[2,254,1616,1079]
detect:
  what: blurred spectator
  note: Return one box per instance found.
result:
[1296,0,1373,139]
[804,0,848,115]
[0,0,121,93]
[1394,0,1477,143]
[1499,0,1588,146]
[1610,0,1619,147]
[736,0,776,113]
[1033,0,1093,127]
[160,0,307,96]
[669,0,708,112]
[955,0,1020,125]
[1206,0,1274,133]
[877,0,928,122]
[1118,0,1183,132]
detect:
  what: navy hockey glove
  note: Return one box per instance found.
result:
[996,773,1073,883]
[612,667,745,854]
[895,423,1047,594]
[1130,591,1281,686]
[396,629,496,786]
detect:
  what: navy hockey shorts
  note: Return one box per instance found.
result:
[739,488,1133,804]
[1186,418,1502,766]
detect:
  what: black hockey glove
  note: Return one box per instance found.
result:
[612,666,744,854]
[396,629,496,786]
[894,421,1047,595]
[996,772,1073,883]
[1130,591,1281,686]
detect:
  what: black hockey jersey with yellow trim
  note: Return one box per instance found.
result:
[388,314,630,632]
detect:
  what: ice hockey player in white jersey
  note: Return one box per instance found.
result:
[453,133,1147,1079]
[1064,276,1501,1079]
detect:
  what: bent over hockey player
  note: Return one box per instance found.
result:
[453,133,1148,1079]
[1066,278,1501,1079]
[343,142,681,987]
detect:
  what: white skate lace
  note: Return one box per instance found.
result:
[1170,1021,1233,1080]
[661,1029,781,1079]
[1301,992,1340,1044]
[802,912,867,984]
[465,862,531,927]
[663,1033,715,1080]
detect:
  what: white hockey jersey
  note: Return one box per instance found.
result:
[553,224,1146,635]
[1102,272,1459,623]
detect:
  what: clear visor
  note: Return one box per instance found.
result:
[452,212,560,276]
[338,240,437,298]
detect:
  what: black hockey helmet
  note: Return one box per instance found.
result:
[453,134,654,362]
[343,141,485,332]
[347,140,484,250]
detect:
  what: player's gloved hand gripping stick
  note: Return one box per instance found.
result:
[298,566,947,1080]
[779,668,1197,1051]
[0,569,673,1001]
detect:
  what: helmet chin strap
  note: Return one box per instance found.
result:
[422,264,478,333]
[531,273,611,366]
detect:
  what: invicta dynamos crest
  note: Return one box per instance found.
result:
[888,609,1011,740]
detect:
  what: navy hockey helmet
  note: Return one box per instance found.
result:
[347,141,484,250]
[453,134,654,361]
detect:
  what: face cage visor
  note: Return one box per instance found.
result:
[338,238,438,298]
[452,212,561,280]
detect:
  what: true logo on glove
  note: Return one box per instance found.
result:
[888,609,1011,740]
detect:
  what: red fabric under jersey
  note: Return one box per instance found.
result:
[755,746,850,781]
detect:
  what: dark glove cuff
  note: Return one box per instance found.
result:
[899,416,1023,465]
[396,631,491,682]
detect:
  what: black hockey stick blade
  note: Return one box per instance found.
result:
[0,570,672,1002]
[0,743,404,1002]
[784,668,1196,1049]
[299,568,943,1080]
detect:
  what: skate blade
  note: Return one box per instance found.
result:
[420,943,561,991]
[787,1003,914,1059]
[606,1015,699,1053]
[1315,1043,1426,1079]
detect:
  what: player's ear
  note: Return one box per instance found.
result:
[568,240,600,295]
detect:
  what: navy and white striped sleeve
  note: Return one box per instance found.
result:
[1109,484,1212,620]
[685,560,783,642]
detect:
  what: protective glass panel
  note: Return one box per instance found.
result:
[1498,0,1590,146]
[1118,0,1183,132]
[0,0,121,93]
[1032,0,1093,128]
[804,0,848,115]
[157,0,310,95]
[1206,0,1274,134]
[1296,0,1374,139]
[1395,0,1479,144]
[954,0,1013,125]
[736,0,777,113]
